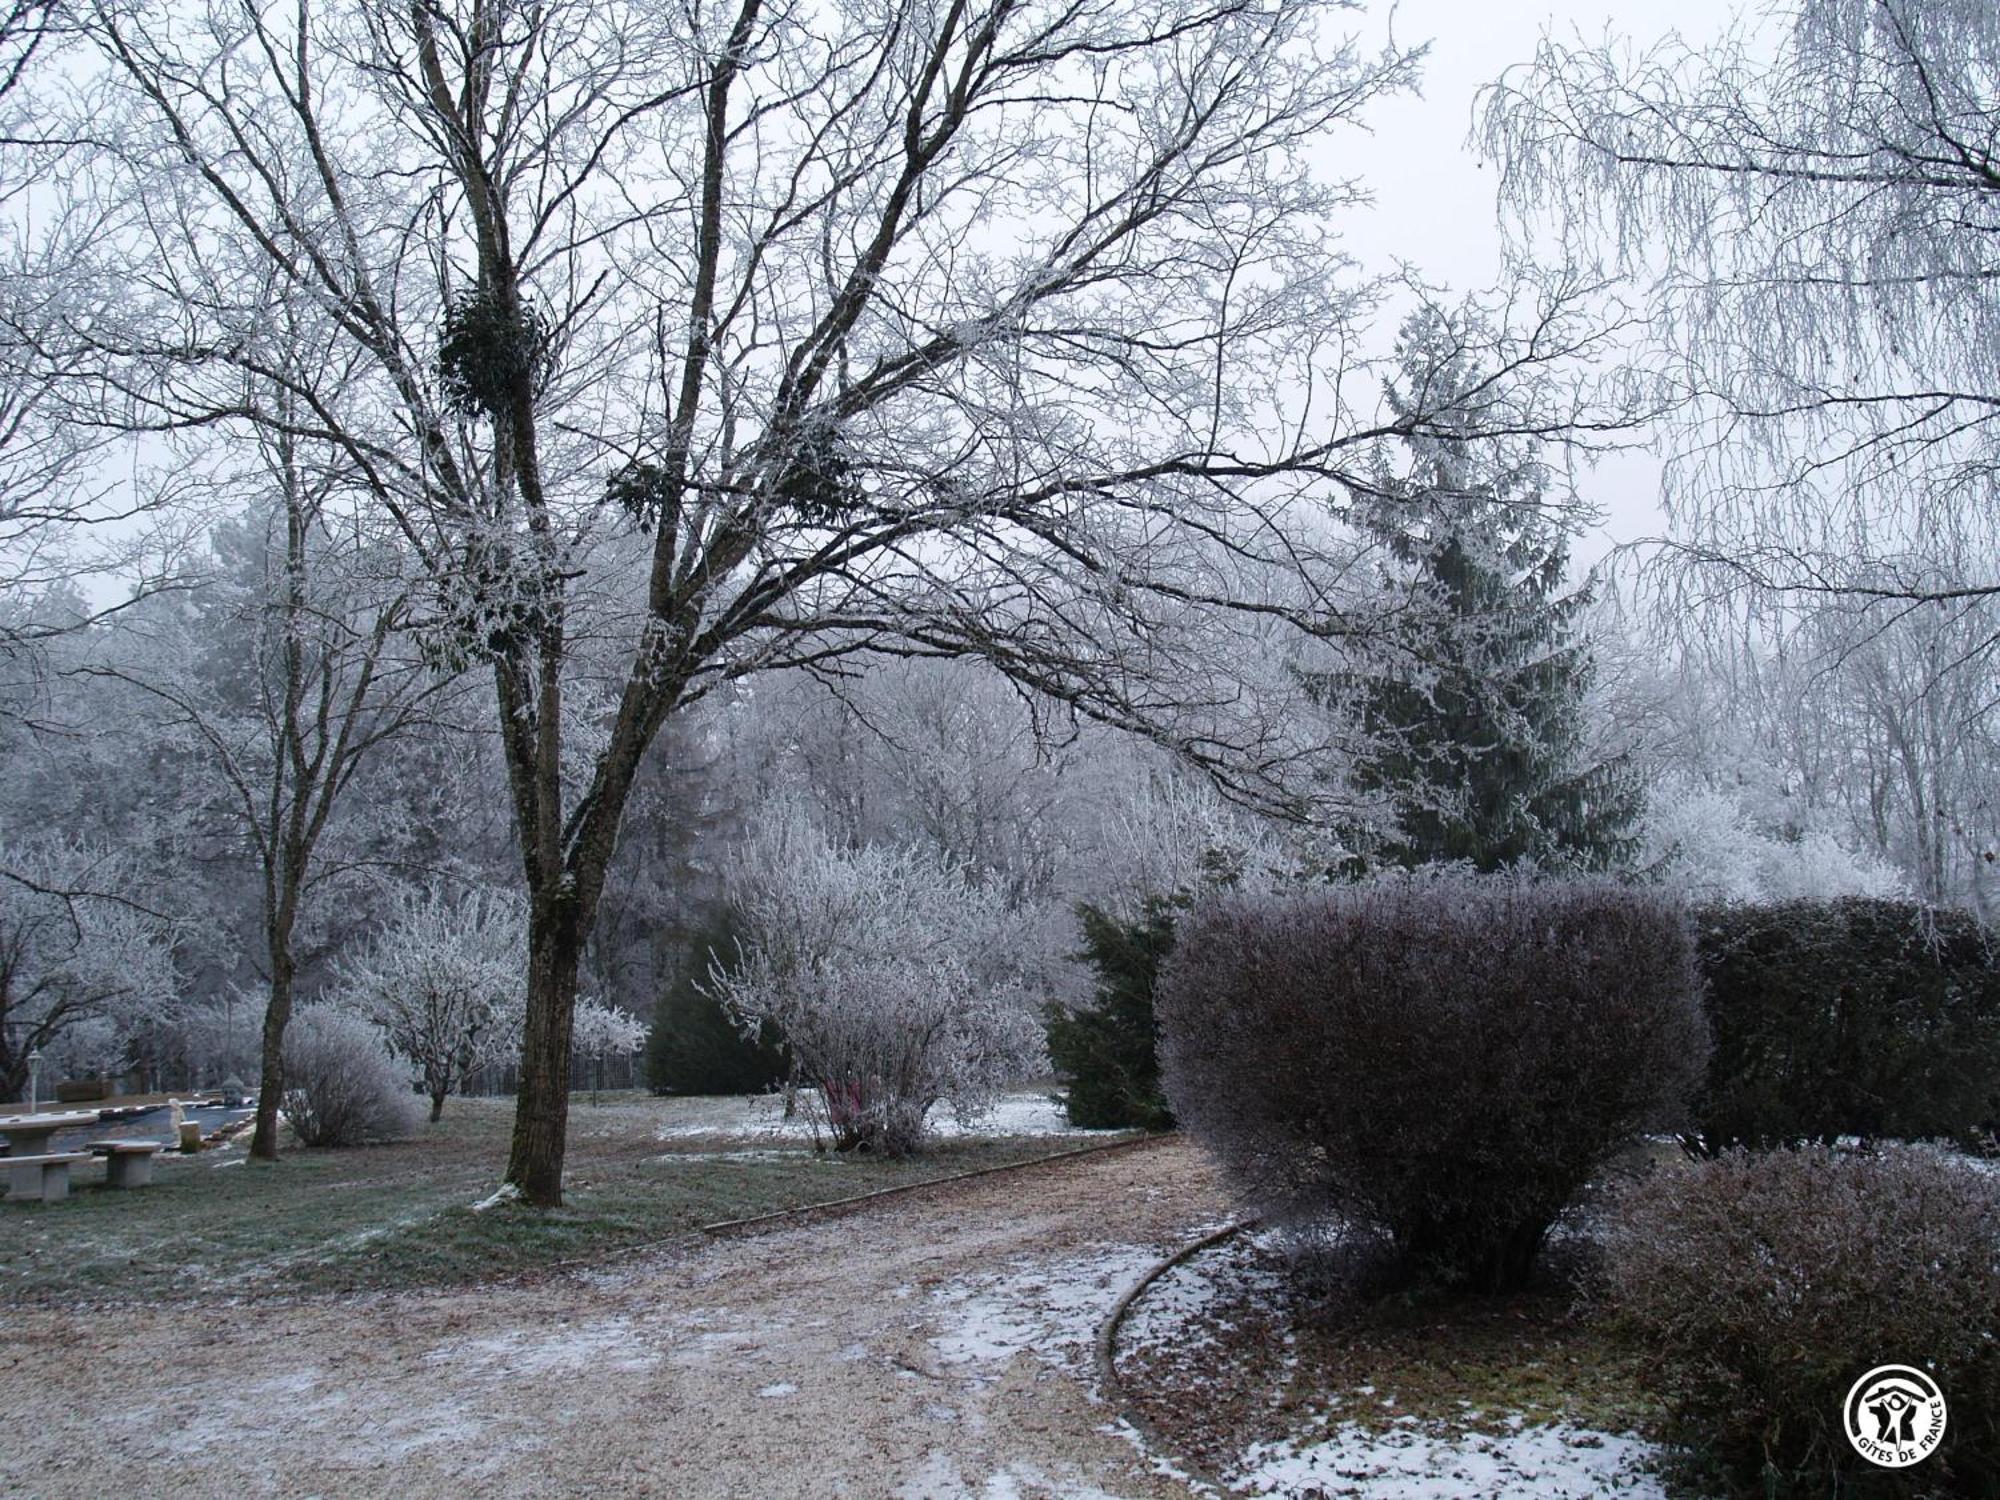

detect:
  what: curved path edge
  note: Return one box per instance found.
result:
[1094,1215,1259,1493]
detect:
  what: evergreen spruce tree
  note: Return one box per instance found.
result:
[1334,309,1642,873]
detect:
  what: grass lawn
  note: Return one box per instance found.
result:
[0,1092,1106,1305]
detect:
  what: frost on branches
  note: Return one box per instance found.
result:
[570,997,646,1071]
[1485,0,2000,599]
[330,885,526,1121]
[1638,779,1904,905]
[331,884,644,1118]
[0,839,175,1100]
[709,803,1045,1155]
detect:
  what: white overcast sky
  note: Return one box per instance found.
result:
[1335,0,1748,565]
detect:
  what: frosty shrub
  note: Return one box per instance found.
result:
[710,804,1046,1155]
[1157,876,1707,1292]
[1044,901,1177,1130]
[281,1007,424,1148]
[1602,1146,2000,1498]
[1640,781,1904,905]
[1688,899,2000,1154]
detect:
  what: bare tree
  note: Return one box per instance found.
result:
[0,838,174,1100]
[63,0,1630,1203]
[1483,0,2000,611]
[87,393,454,1158]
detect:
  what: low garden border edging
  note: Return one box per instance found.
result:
[1093,1215,1258,1492]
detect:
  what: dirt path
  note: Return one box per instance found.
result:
[1,1139,1229,1498]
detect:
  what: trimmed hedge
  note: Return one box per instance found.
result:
[1045,901,1176,1131]
[1157,876,1708,1292]
[1603,1145,2000,1498]
[1688,898,2000,1154]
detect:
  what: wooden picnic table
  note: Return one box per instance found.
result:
[0,1110,104,1197]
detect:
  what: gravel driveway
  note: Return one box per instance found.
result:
[1,1138,1227,1498]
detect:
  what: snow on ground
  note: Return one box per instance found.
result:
[893,1449,1131,1500]
[422,1315,663,1379]
[1117,1229,1286,1360]
[928,1244,1159,1380]
[1230,1419,1669,1498]
[1112,1225,1675,1499]
[653,1087,1102,1142]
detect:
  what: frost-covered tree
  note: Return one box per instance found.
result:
[1327,307,1641,873]
[1485,0,2000,608]
[90,416,456,1160]
[0,839,174,1099]
[1602,540,2000,915]
[709,802,1044,1154]
[1638,777,1904,906]
[0,3,200,675]
[62,0,1634,1205]
[570,997,646,1094]
[332,885,524,1121]
[1099,767,1291,910]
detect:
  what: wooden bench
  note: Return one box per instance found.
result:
[3,1152,91,1203]
[87,1140,164,1189]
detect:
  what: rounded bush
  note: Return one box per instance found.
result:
[1156,875,1708,1291]
[1602,1146,2000,1497]
[282,1006,424,1148]
[1689,898,2000,1153]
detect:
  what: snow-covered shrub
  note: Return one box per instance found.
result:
[1640,780,1902,904]
[1687,898,2000,1154]
[1603,1146,2000,1498]
[1157,875,1707,1292]
[328,884,524,1120]
[281,1006,423,1147]
[709,803,1046,1155]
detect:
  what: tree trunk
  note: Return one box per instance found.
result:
[249,943,296,1161]
[429,1089,446,1123]
[504,893,585,1206]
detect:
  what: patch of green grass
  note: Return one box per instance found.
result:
[0,1094,1093,1304]
[1283,1286,1664,1438]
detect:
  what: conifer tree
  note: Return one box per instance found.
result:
[1336,309,1641,873]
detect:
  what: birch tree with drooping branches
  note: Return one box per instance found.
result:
[1484,0,2000,610]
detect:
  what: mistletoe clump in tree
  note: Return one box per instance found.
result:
[1331,307,1641,874]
